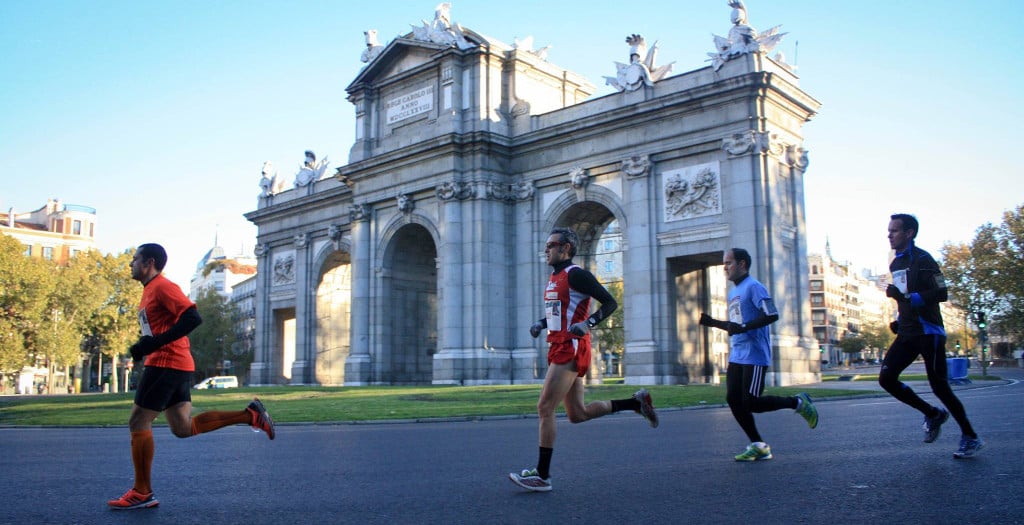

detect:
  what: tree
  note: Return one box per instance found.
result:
[34,252,108,391]
[837,333,867,357]
[0,234,54,386]
[942,203,1024,347]
[859,321,892,359]
[189,288,239,380]
[984,205,1024,343]
[593,280,625,374]
[81,250,141,392]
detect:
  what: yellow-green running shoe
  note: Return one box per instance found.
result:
[734,442,773,461]
[795,392,818,429]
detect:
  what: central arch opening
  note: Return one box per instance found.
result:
[383,223,437,384]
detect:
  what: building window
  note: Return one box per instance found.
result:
[42,247,54,260]
[23,244,32,256]
[810,280,823,291]
[604,240,613,251]
[73,220,82,235]
[604,260,614,274]
[812,312,825,324]
[811,293,824,306]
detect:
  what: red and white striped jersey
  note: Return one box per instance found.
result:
[543,265,591,343]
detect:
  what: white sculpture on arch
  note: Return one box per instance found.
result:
[361,29,385,64]
[294,150,330,187]
[259,161,285,197]
[708,0,787,71]
[512,35,553,60]
[410,3,475,50]
[605,34,674,92]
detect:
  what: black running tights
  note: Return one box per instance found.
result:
[878,334,976,438]
[726,363,798,443]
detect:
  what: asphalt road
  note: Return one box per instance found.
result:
[2,369,1022,525]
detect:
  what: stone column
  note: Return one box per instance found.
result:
[290,232,313,384]
[432,183,466,384]
[345,204,373,384]
[249,243,273,385]
[621,156,662,385]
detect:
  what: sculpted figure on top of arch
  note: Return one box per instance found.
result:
[513,35,553,61]
[708,0,787,71]
[361,29,385,64]
[410,3,475,50]
[259,161,285,197]
[605,34,674,92]
[294,150,330,187]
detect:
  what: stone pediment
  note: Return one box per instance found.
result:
[348,30,488,90]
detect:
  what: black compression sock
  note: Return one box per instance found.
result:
[537,447,553,479]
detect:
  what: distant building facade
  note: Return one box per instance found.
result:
[189,243,257,300]
[230,274,258,382]
[2,198,97,264]
[808,247,966,365]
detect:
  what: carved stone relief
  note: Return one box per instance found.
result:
[662,162,722,222]
[569,167,589,201]
[436,180,473,201]
[510,180,535,201]
[621,155,651,178]
[350,204,371,222]
[397,193,415,214]
[328,224,345,250]
[485,182,509,202]
[272,254,296,285]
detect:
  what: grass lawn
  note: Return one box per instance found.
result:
[0,383,869,427]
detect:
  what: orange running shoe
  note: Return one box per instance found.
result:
[247,397,276,440]
[108,488,159,510]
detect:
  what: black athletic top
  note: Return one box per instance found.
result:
[889,242,947,337]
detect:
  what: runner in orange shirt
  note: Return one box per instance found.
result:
[108,243,275,510]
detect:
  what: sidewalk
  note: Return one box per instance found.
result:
[813,363,1022,391]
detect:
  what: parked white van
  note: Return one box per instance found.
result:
[193,376,239,389]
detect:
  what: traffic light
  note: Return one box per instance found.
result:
[819,345,825,353]
[976,312,986,329]
[955,340,961,351]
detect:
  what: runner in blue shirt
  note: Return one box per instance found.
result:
[700,248,819,461]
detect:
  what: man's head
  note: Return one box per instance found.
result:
[723,247,751,283]
[131,243,167,282]
[545,228,578,266]
[888,213,918,252]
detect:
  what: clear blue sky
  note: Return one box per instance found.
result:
[2,1,1022,286]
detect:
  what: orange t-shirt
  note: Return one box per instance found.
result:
[137,274,196,372]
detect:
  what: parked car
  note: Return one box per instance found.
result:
[193,376,239,389]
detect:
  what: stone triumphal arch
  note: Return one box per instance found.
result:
[245,5,821,387]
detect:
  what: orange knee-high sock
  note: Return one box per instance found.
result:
[130,430,154,495]
[190,410,250,436]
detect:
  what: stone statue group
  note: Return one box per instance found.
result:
[260,1,790,195]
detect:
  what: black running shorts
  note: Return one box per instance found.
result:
[134,366,193,412]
